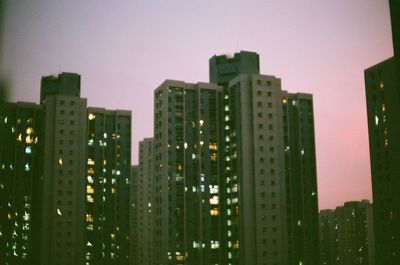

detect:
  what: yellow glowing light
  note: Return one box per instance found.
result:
[88,113,96,120]
[210,208,219,216]
[26,127,33,135]
[87,195,94,203]
[282,98,288,104]
[25,136,33,144]
[87,185,94,194]
[86,214,93,222]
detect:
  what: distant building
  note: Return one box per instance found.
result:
[0,102,44,264]
[335,201,374,265]
[319,210,337,265]
[131,138,154,265]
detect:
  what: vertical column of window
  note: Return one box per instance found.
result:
[226,84,239,263]
[207,90,220,265]
[173,87,185,263]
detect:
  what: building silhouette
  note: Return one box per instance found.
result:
[131,138,154,265]
[319,210,337,265]
[364,1,400,263]
[153,80,224,265]
[0,72,131,265]
[335,201,374,265]
[0,102,44,264]
[85,107,131,264]
[319,201,375,265]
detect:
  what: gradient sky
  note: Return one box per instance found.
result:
[0,0,394,209]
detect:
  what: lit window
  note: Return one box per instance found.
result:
[86,214,93,222]
[26,127,33,135]
[233,241,239,249]
[209,185,218,194]
[58,158,63,166]
[282,98,288,104]
[211,240,219,249]
[210,208,219,216]
[209,143,218,150]
[25,146,32,154]
[88,113,96,120]
[87,176,94,184]
[57,208,62,216]
[87,195,94,203]
[87,185,94,194]
[25,136,33,144]
[210,196,219,205]
[199,120,204,126]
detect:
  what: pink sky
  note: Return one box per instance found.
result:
[0,0,394,209]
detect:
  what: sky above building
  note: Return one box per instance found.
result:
[0,0,393,209]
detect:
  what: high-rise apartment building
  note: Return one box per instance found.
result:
[131,138,154,265]
[40,73,87,265]
[335,201,374,265]
[365,57,400,263]
[209,51,319,265]
[153,80,223,265]
[223,73,289,265]
[319,210,337,265]
[1,72,132,265]
[282,92,319,265]
[85,107,132,265]
[0,102,44,264]
[365,2,400,260]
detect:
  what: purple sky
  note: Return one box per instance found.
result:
[0,0,393,209]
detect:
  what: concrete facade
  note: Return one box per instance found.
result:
[131,138,154,265]
[40,77,87,265]
[153,80,224,265]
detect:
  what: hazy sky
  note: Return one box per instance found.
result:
[0,0,393,209]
